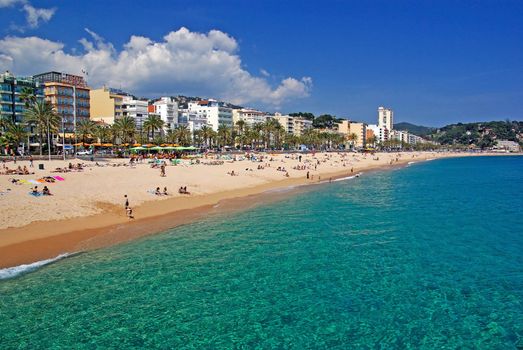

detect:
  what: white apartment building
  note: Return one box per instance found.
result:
[232,108,268,126]
[188,100,233,131]
[367,124,389,143]
[122,96,148,129]
[494,140,521,152]
[378,106,393,131]
[391,130,409,144]
[178,108,210,135]
[153,97,178,130]
[273,113,313,137]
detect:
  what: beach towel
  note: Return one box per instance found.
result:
[19,179,29,184]
[37,179,46,183]
[29,192,42,197]
[53,176,65,181]
[28,179,39,185]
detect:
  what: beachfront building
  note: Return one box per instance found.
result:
[34,71,90,133]
[178,108,210,134]
[378,106,393,131]
[273,113,313,137]
[366,128,376,146]
[336,120,367,148]
[232,108,268,126]
[152,97,178,130]
[391,130,409,144]
[0,71,44,124]
[367,124,389,143]
[188,100,233,131]
[89,87,127,125]
[494,140,521,152]
[122,96,149,129]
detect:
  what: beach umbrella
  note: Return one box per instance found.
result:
[150,146,164,151]
[102,143,113,147]
[132,143,141,147]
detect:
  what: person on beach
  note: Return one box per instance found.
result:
[42,186,51,196]
[124,195,129,209]
[126,207,134,219]
[306,171,310,179]
[160,164,166,177]
[32,186,38,194]
[29,155,33,168]
[155,187,161,196]
[163,187,168,195]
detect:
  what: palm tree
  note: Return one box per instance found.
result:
[142,115,164,140]
[193,129,203,147]
[0,117,12,133]
[366,135,376,148]
[6,123,28,151]
[172,124,192,146]
[113,116,136,144]
[76,119,97,144]
[252,122,264,149]
[24,100,60,155]
[19,87,36,108]
[93,124,112,144]
[347,133,358,150]
[217,124,232,149]
[200,125,214,148]
[235,120,246,149]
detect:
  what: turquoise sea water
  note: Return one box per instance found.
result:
[1,156,522,349]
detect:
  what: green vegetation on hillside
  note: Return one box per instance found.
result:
[394,122,435,137]
[429,121,523,148]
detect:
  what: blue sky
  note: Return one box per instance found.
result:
[1,0,522,126]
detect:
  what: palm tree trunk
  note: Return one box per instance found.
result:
[39,132,43,156]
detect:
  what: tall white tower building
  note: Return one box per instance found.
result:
[378,106,393,131]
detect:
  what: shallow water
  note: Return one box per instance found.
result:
[1,156,522,349]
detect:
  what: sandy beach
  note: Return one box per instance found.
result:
[0,151,506,268]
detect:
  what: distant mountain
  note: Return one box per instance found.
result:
[394,122,435,137]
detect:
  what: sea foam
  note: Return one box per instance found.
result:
[0,253,78,280]
[332,173,361,182]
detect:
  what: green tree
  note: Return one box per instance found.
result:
[113,116,136,144]
[217,124,233,149]
[19,87,37,108]
[6,123,28,151]
[24,100,60,155]
[93,124,112,143]
[76,119,97,144]
[199,125,214,147]
[143,115,164,140]
[347,133,358,149]
[366,135,376,147]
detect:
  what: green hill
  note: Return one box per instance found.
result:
[429,121,523,148]
[394,122,435,137]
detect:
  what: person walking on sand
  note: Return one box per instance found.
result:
[126,207,134,219]
[306,171,310,179]
[29,155,33,168]
[124,194,129,209]
[160,164,166,177]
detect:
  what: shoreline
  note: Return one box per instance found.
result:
[0,152,517,269]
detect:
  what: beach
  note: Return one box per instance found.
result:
[0,151,505,268]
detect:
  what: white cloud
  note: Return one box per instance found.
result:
[0,0,55,30]
[0,27,312,106]
[23,4,56,28]
[0,0,24,7]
